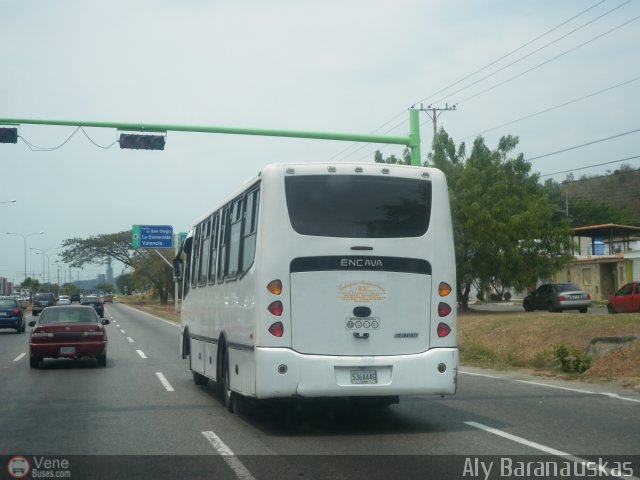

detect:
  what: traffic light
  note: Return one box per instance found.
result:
[0,127,18,144]
[119,133,165,151]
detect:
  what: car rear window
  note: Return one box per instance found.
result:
[556,283,581,292]
[284,175,432,238]
[0,299,17,308]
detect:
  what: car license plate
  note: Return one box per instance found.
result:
[0,312,7,317]
[350,369,377,384]
[59,346,76,355]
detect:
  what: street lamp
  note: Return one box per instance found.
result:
[30,247,60,285]
[5,231,44,282]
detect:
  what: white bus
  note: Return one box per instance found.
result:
[175,162,458,412]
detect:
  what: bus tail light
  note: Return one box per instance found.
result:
[267,279,282,295]
[438,282,452,297]
[437,322,451,338]
[438,302,451,317]
[268,321,284,337]
[267,300,283,316]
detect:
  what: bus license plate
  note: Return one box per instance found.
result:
[350,369,377,384]
[60,346,76,355]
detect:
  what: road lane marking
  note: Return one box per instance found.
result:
[202,431,255,480]
[126,337,134,343]
[120,329,126,334]
[13,353,26,362]
[155,372,175,392]
[466,421,640,480]
[461,370,640,403]
[136,350,147,359]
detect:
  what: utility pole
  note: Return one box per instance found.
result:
[418,103,457,147]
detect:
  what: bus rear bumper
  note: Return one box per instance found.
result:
[254,347,458,399]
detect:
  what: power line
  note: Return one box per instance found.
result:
[19,127,118,151]
[526,128,640,161]
[431,0,631,106]
[457,75,640,142]
[456,13,640,106]
[326,1,609,163]
[539,154,640,177]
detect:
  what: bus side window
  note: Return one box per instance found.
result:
[227,197,244,279]
[208,213,218,284]
[191,225,201,289]
[241,188,259,274]
[217,207,229,283]
[198,218,210,285]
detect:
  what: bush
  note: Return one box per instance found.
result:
[553,343,592,373]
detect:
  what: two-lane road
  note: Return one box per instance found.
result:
[1,303,638,479]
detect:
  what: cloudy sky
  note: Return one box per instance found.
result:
[1,0,638,285]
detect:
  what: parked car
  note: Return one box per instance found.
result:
[0,297,26,333]
[607,281,640,313]
[28,305,110,368]
[523,283,591,313]
[81,296,104,318]
[31,292,57,316]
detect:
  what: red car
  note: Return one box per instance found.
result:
[607,281,640,314]
[28,305,110,368]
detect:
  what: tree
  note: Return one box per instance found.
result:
[374,148,411,165]
[61,230,175,304]
[429,129,573,309]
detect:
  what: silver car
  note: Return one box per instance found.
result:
[523,283,591,313]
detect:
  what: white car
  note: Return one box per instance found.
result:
[57,295,71,305]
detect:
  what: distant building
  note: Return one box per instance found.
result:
[553,224,640,301]
[106,258,113,285]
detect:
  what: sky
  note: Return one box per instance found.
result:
[1,0,639,286]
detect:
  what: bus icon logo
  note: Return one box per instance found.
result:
[7,456,30,479]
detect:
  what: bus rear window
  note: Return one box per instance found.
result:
[285,175,432,238]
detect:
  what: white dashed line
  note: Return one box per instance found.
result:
[466,421,640,480]
[136,350,147,359]
[126,337,134,343]
[13,353,26,362]
[202,431,255,480]
[155,372,175,392]
[120,329,126,334]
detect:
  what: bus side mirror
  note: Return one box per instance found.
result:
[173,258,183,282]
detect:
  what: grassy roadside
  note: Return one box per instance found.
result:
[115,295,640,390]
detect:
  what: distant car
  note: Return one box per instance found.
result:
[102,294,113,303]
[81,296,104,318]
[70,293,81,303]
[523,283,591,313]
[0,297,26,333]
[31,292,57,316]
[28,305,110,368]
[57,295,71,305]
[607,281,640,314]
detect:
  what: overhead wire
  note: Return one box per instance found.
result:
[539,154,640,178]
[326,0,610,163]
[19,127,118,151]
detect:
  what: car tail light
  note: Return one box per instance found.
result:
[267,300,283,316]
[267,279,282,295]
[12,307,21,315]
[438,282,452,297]
[268,321,284,337]
[557,295,566,301]
[437,322,451,338]
[438,302,452,317]
[586,293,591,300]
[31,329,53,338]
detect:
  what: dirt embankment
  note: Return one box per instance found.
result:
[458,310,640,390]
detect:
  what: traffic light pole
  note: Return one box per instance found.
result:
[0,110,423,166]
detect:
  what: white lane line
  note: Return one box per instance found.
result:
[136,350,147,359]
[120,329,126,334]
[155,372,175,392]
[461,370,640,403]
[459,370,503,379]
[126,337,134,343]
[13,353,26,362]
[466,421,640,480]
[202,431,255,480]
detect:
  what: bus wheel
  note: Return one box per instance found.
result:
[223,349,243,414]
